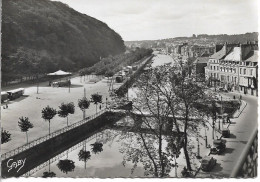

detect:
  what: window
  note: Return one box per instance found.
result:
[211,66,212,70]
[234,69,236,73]
[240,68,242,74]
[250,69,253,75]
[244,69,246,75]
[213,66,215,70]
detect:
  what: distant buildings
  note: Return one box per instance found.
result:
[172,43,214,58]
[205,42,258,96]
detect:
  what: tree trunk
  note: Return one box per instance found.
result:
[26,131,28,144]
[49,120,51,135]
[183,128,192,171]
[49,160,50,172]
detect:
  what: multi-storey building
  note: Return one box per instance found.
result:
[205,42,258,96]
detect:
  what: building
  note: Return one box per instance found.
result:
[205,42,258,96]
[193,56,209,81]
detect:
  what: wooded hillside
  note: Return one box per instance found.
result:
[1,0,125,83]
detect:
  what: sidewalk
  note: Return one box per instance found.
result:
[195,92,257,178]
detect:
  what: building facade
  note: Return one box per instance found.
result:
[205,42,258,96]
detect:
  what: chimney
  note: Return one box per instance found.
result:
[224,42,227,55]
[240,43,243,61]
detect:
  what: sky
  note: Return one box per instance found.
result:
[55,0,258,41]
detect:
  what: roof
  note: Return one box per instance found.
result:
[7,88,24,93]
[245,50,258,62]
[194,57,209,64]
[47,70,72,76]
[210,46,226,60]
[224,47,241,61]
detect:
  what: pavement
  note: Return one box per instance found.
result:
[1,76,122,154]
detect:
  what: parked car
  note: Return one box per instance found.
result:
[210,139,226,155]
[218,87,228,92]
[201,156,217,172]
[222,128,231,138]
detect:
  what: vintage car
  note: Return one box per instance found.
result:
[210,139,226,155]
[222,128,231,138]
[201,156,217,172]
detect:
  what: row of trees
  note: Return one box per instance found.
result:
[1,93,103,146]
[79,47,153,77]
[43,140,104,177]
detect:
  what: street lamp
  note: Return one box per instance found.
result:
[204,124,208,148]
[196,132,201,159]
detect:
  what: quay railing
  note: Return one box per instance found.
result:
[1,109,107,161]
[230,128,258,178]
[22,131,104,177]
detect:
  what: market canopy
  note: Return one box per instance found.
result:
[47,70,72,76]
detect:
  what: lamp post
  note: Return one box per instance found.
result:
[37,74,39,94]
[204,124,208,147]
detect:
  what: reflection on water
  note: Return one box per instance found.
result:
[31,128,146,178]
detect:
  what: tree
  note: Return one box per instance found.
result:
[91,93,102,114]
[114,63,209,176]
[57,159,75,174]
[18,116,34,144]
[1,128,11,144]
[90,142,103,154]
[58,102,75,126]
[78,149,91,169]
[41,106,57,135]
[78,97,90,119]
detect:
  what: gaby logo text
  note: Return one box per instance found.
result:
[7,158,26,172]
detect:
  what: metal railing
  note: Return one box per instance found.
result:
[230,128,258,178]
[22,132,104,177]
[1,109,107,160]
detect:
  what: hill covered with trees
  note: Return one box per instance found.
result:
[1,0,125,83]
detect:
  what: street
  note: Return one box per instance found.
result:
[196,92,258,177]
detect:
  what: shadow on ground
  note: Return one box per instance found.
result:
[224,147,235,154]
[228,133,236,139]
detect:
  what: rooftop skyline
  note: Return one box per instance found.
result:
[50,0,258,41]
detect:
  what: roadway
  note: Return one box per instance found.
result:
[196,92,258,177]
